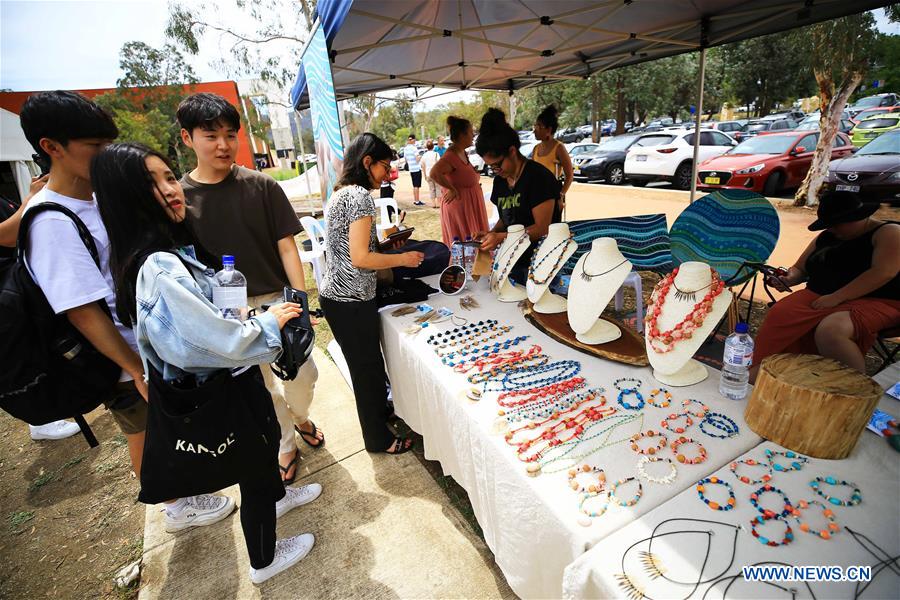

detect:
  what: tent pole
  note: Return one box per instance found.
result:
[689,47,706,204]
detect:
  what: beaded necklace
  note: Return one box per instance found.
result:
[629,430,668,455]
[645,267,726,354]
[661,412,694,434]
[493,359,582,391]
[538,413,643,474]
[528,235,575,285]
[498,387,601,424]
[750,515,794,547]
[696,476,736,511]
[729,458,772,485]
[434,325,513,356]
[637,456,677,484]
[455,343,543,374]
[765,448,808,473]
[791,499,840,539]
[699,412,739,438]
[646,387,672,408]
[427,319,499,348]
[608,477,643,507]
[614,377,644,410]
[749,483,794,519]
[491,231,529,291]
[496,376,586,408]
[567,465,606,493]
[509,404,618,462]
[682,398,709,418]
[809,476,862,507]
[442,335,529,367]
[467,353,549,385]
[671,436,708,464]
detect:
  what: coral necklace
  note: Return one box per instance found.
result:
[645,267,725,354]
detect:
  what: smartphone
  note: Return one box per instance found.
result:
[746,262,792,293]
[283,287,311,330]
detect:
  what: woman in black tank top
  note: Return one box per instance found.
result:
[752,191,900,377]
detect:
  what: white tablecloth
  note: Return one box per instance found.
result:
[381,276,762,598]
[562,366,900,599]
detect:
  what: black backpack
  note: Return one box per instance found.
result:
[0,203,122,446]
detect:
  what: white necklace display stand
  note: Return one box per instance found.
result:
[491,224,530,302]
[526,223,577,314]
[567,238,633,344]
[646,261,732,387]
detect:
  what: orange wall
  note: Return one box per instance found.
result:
[0,80,256,169]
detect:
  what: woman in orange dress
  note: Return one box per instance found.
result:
[752,191,900,379]
[429,116,489,246]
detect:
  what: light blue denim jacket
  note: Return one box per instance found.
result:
[135,249,283,382]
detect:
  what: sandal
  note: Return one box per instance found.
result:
[295,420,326,448]
[383,436,414,455]
[278,451,300,485]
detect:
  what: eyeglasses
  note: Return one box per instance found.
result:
[486,155,506,170]
[376,160,391,170]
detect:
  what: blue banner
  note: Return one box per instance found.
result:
[303,25,344,205]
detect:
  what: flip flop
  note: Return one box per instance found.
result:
[295,420,326,448]
[382,436,414,455]
[278,452,300,485]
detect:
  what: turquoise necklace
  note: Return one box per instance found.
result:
[539,413,644,474]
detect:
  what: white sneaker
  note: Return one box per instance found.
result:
[275,483,322,519]
[30,420,81,441]
[164,494,236,533]
[249,533,315,585]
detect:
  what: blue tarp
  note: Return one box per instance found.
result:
[290,0,353,109]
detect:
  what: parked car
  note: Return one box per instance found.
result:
[466,146,488,175]
[702,120,746,133]
[518,130,536,143]
[566,142,600,158]
[851,114,900,147]
[796,115,855,134]
[576,124,594,137]
[600,119,617,135]
[555,127,585,143]
[572,134,643,184]
[763,110,805,121]
[520,142,538,160]
[623,121,634,131]
[733,119,798,142]
[697,130,854,196]
[851,105,900,124]
[825,129,900,204]
[624,129,736,190]
[848,93,899,118]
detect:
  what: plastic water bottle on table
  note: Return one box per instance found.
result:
[719,322,753,400]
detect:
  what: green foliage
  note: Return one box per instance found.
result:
[394,127,412,148]
[858,32,900,98]
[8,510,34,530]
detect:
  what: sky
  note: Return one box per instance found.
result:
[1,1,896,110]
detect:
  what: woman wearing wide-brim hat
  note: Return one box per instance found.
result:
[751,191,900,378]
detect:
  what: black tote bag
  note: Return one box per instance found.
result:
[138,365,282,504]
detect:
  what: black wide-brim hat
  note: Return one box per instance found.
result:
[808,191,880,231]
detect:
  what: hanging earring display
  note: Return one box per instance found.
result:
[696,476,737,511]
[791,499,840,539]
[637,456,677,484]
[730,458,772,485]
[629,430,668,456]
[568,465,606,493]
[750,515,795,547]
[661,413,694,434]
[810,476,862,507]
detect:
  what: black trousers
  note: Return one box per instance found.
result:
[240,478,279,569]
[320,296,393,451]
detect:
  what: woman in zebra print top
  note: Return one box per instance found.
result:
[320,133,422,454]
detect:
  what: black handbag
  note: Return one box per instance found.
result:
[138,365,283,504]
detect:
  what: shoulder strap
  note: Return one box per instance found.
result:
[17,202,102,270]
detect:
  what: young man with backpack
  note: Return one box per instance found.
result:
[17,91,235,531]
[176,93,322,485]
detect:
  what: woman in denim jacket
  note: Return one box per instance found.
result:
[92,143,320,585]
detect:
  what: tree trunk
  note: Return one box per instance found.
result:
[591,78,600,141]
[793,71,862,207]
[615,75,626,135]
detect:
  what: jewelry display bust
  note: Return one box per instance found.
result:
[567,238,632,344]
[491,224,530,302]
[526,223,577,314]
[645,261,732,386]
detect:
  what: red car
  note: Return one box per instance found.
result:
[697,131,854,196]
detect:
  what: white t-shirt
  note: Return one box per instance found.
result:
[420,150,440,179]
[24,188,137,381]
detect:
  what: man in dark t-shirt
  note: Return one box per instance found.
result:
[177,93,323,487]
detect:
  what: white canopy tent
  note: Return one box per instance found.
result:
[0,108,40,203]
[291,0,891,199]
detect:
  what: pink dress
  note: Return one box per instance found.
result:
[439,150,489,246]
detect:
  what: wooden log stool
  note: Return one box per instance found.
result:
[745,353,883,459]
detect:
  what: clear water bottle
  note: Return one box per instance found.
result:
[450,236,463,267]
[213,255,248,321]
[719,322,753,400]
[463,236,477,277]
